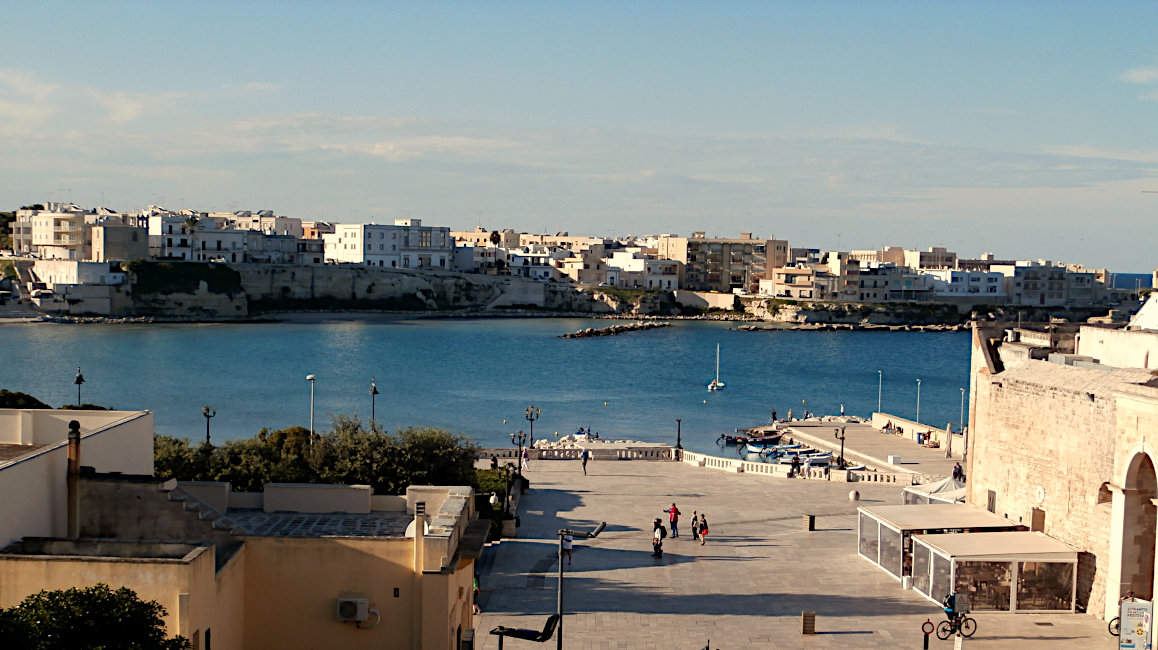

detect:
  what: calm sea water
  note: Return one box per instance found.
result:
[0,319,970,456]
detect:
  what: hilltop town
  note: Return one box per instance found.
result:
[0,202,1153,321]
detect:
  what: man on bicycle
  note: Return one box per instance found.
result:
[942,592,958,620]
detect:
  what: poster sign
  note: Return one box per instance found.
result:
[1120,598,1153,650]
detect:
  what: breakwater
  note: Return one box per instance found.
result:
[559,321,671,338]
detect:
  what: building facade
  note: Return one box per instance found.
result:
[657,232,789,293]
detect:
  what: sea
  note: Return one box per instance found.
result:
[0,318,970,457]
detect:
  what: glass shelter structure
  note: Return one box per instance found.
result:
[911,531,1078,613]
[857,504,1023,581]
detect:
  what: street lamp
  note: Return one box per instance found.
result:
[877,370,883,414]
[675,418,682,451]
[834,426,847,469]
[201,405,216,444]
[953,387,966,458]
[306,374,316,437]
[511,430,527,483]
[525,405,541,447]
[556,522,606,650]
[369,377,380,426]
[915,378,922,425]
[74,367,85,406]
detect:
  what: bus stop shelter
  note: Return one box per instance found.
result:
[857,503,1023,582]
[910,531,1077,613]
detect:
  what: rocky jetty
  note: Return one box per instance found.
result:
[732,322,969,333]
[560,320,671,338]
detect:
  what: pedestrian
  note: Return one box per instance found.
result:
[790,455,801,478]
[562,532,573,565]
[522,447,530,471]
[580,448,590,475]
[840,403,845,417]
[473,576,481,614]
[490,455,498,470]
[699,514,709,546]
[952,462,964,481]
[771,409,777,422]
[652,518,666,558]
[664,502,681,537]
[690,509,700,541]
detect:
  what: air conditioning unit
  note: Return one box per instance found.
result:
[336,597,370,622]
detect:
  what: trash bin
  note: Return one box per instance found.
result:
[916,432,925,444]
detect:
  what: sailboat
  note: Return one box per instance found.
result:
[707,343,725,391]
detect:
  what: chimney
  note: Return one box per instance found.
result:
[66,420,81,539]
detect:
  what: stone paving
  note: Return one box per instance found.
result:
[475,457,1112,649]
[775,421,962,478]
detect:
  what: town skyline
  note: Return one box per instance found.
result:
[2,2,1156,270]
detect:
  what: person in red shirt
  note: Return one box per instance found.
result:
[663,503,681,537]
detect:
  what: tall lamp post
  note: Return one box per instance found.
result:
[525,405,541,447]
[511,430,527,482]
[74,367,85,406]
[834,426,847,469]
[953,387,966,458]
[369,377,380,426]
[915,378,922,425]
[306,374,316,437]
[557,522,606,650]
[675,418,682,451]
[201,406,216,444]
[877,370,883,414]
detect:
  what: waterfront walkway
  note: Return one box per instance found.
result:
[773,421,962,480]
[476,459,1109,649]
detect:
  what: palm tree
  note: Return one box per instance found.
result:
[183,216,200,262]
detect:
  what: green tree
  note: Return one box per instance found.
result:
[182,216,200,262]
[0,584,189,650]
[0,390,51,409]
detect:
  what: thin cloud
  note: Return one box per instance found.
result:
[1120,67,1158,84]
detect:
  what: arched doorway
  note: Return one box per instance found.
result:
[1120,453,1158,600]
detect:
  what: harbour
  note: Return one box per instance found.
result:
[0,318,970,453]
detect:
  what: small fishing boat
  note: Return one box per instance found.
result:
[717,433,749,445]
[707,343,725,391]
[746,433,782,445]
[757,443,803,455]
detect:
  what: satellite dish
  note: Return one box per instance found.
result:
[404,519,431,538]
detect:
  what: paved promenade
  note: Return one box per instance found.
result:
[476,457,1110,649]
[774,421,962,479]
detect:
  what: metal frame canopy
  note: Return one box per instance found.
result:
[857,504,1023,581]
[911,531,1077,613]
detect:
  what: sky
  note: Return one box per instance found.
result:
[1,1,1156,271]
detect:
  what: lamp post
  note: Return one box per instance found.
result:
[525,405,541,447]
[511,430,527,483]
[557,522,606,650]
[74,367,85,406]
[675,418,682,451]
[201,405,216,444]
[834,426,846,469]
[877,370,883,414]
[915,378,922,425]
[953,387,965,458]
[306,374,316,437]
[370,377,380,426]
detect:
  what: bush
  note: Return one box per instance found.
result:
[154,417,478,495]
[0,584,189,650]
[0,389,50,409]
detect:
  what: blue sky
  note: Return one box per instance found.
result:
[1,1,1156,271]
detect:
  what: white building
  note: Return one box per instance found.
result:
[604,251,679,289]
[925,269,1007,300]
[323,219,453,269]
[507,245,563,281]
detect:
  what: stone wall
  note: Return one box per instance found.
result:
[968,326,1158,616]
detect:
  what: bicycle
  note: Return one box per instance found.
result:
[1109,591,1134,637]
[936,611,977,640]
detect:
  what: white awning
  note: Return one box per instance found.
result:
[858,503,1018,532]
[912,531,1077,562]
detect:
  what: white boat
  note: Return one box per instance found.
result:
[707,343,725,391]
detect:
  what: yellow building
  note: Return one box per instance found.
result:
[0,409,486,650]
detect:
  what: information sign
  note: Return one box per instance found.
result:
[1120,598,1153,650]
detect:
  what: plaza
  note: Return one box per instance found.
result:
[476,456,1111,649]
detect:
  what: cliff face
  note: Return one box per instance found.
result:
[112,262,612,318]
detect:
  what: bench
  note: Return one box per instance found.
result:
[489,614,560,647]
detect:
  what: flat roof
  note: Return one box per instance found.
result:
[0,443,45,463]
[912,531,1077,562]
[858,503,1018,531]
[226,510,411,538]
